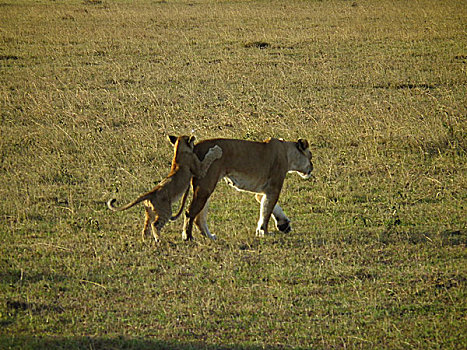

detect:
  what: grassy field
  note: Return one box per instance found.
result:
[0,0,466,348]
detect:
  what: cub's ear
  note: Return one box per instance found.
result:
[168,135,178,145]
[297,139,309,151]
[187,136,195,149]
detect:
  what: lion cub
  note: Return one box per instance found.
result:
[107,135,222,243]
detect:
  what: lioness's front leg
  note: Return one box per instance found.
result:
[256,192,280,237]
[255,194,291,233]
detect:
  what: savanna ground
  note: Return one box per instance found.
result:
[0,0,466,349]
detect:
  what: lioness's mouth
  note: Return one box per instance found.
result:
[299,171,313,180]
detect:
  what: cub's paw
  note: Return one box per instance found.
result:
[210,145,223,159]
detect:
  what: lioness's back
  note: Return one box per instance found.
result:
[194,138,277,163]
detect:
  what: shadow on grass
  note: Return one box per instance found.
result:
[1,336,303,350]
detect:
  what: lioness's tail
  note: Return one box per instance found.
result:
[170,187,190,221]
[107,193,151,212]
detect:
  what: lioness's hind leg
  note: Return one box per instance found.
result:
[183,187,212,241]
[182,213,194,241]
[194,199,216,240]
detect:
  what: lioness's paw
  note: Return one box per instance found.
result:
[256,228,266,237]
[277,220,292,233]
[182,231,194,241]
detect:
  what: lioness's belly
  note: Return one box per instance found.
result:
[224,172,267,193]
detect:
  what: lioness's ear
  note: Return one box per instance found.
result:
[168,135,178,145]
[297,139,309,151]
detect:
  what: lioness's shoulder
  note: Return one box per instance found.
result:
[263,137,287,149]
[263,137,283,144]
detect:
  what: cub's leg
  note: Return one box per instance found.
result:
[142,202,156,241]
[150,202,171,243]
[194,198,216,240]
[192,145,222,177]
[255,194,291,233]
[151,216,167,243]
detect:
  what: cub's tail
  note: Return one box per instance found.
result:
[170,187,190,221]
[107,192,151,212]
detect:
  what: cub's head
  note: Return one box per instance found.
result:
[168,135,196,160]
[169,135,195,149]
[289,138,313,179]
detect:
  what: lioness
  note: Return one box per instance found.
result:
[107,135,222,243]
[182,137,313,241]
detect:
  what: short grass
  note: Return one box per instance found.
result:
[0,0,466,349]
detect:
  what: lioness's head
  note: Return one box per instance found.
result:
[289,138,313,179]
